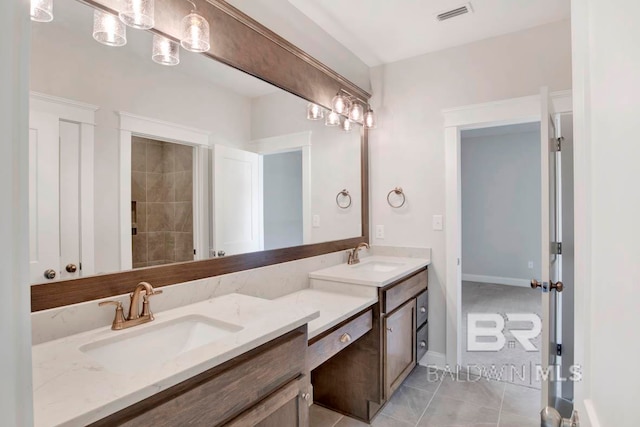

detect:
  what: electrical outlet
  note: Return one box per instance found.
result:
[528,261,534,269]
[312,215,320,228]
[376,225,385,239]
[432,215,443,231]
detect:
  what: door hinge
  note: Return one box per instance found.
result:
[551,242,562,255]
[557,343,562,356]
[551,136,564,152]
[79,262,82,271]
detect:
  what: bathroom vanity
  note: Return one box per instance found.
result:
[307,256,430,423]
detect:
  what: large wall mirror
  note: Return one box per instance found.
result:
[30,0,370,311]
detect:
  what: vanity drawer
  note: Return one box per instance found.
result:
[308,309,373,371]
[416,322,428,362]
[383,269,428,314]
[416,290,428,328]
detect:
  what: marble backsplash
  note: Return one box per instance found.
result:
[31,246,431,345]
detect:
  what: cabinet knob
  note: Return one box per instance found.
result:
[301,393,310,401]
[420,306,426,313]
[420,341,427,348]
[43,269,56,280]
[339,333,352,343]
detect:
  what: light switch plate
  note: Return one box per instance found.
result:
[312,215,320,228]
[432,215,443,231]
[376,225,385,239]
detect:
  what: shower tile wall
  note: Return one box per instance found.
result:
[131,137,194,268]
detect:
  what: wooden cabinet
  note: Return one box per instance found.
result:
[90,326,309,427]
[384,299,416,398]
[312,267,428,424]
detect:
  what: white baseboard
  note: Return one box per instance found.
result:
[418,351,446,370]
[462,274,530,287]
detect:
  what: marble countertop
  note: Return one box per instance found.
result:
[308,256,430,287]
[275,289,378,339]
[32,293,319,427]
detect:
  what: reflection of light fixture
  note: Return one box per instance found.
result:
[331,92,351,115]
[31,0,54,22]
[93,10,127,47]
[152,35,180,66]
[307,103,324,120]
[325,111,340,127]
[364,108,377,129]
[349,102,364,123]
[181,1,210,53]
[342,118,353,132]
[120,0,155,30]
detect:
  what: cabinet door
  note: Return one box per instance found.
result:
[384,299,416,398]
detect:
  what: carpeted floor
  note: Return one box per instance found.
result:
[461,281,542,389]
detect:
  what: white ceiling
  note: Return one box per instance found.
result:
[287,0,571,66]
[44,0,277,98]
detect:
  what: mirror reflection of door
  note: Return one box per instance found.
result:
[262,150,303,250]
[131,137,195,268]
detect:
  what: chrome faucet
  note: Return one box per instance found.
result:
[347,242,370,265]
[99,281,163,330]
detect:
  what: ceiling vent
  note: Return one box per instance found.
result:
[436,3,473,21]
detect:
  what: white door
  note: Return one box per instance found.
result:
[212,145,263,256]
[29,111,61,283]
[59,121,82,280]
[535,86,564,407]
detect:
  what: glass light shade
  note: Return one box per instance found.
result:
[31,0,53,22]
[119,0,154,30]
[349,102,364,123]
[306,103,324,120]
[325,111,340,127]
[152,35,180,66]
[181,12,210,52]
[364,109,377,129]
[93,10,127,47]
[331,93,351,115]
[341,118,353,132]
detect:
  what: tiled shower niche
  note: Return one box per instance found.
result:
[131,137,194,268]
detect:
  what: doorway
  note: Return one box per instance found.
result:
[131,137,195,268]
[460,122,542,390]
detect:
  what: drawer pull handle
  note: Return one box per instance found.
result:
[339,333,352,343]
[420,307,426,313]
[420,341,427,348]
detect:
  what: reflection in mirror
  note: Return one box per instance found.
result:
[29,0,362,284]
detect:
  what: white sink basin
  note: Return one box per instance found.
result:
[80,315,243,374]
[309,256,430,287]
[351,260,405,272]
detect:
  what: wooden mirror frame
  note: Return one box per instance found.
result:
[31,0,371,312]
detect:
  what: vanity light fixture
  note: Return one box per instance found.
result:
[363,108,377,129]
[325,111,341,127]
[181,0,210,53]
[348,102,364,123]
[341,118,353,132]
[93,10,127,47]
[120,0,155,30]
[152,35,180,66]
[30,0,54,22]
[306,103,325,120]
[331,92,351,115]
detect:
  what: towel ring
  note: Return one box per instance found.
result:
[387,187,406,208]
[336,189,352,209]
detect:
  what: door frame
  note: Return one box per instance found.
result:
[118,112,210,270]
[248,131,312,245]
[29,92,98,276]
[442,90,573,369]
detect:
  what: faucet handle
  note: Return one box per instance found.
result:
[99,300,126,330]
[141,289,163,318]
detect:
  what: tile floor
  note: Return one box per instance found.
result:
[310,366,541,427]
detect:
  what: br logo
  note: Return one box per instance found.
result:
[467,313,541,352]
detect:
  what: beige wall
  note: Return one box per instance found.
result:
[368,20,573,355]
